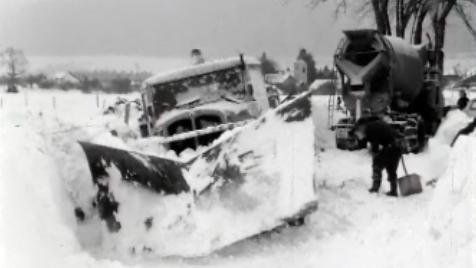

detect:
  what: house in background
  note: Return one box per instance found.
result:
[294,59,308,87]
[265,72,299,95]
[443,74,476,105]
[50,71,81,88]
[264,59,310,95]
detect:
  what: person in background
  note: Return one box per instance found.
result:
[191,48,205,65]
[451,117,476,146]
[352,118,404,197]
[457,89,469,110]
[336,96,343,110]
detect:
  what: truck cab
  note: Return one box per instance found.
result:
[139,55,273,153]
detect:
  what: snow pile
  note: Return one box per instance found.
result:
[311,96,347,149]
[434,109,472,145]
[71,93,316,258]
[426,136,476,267]
[1,90,474,267]
[0,125,126,268]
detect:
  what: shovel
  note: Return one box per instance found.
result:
[397,156,423,196]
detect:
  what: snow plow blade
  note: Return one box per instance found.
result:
[78,141,190,194]
[76,90,317,257]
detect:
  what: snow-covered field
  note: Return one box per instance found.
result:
[0,88,475,268]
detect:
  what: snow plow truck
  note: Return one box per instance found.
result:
[76,55,318,257]
[332,29,444,152]
[137,55,274,154]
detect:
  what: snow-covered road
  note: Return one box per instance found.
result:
[0,89,474,267]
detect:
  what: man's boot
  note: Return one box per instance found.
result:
[386,181,398,197]
[369,180,381,193]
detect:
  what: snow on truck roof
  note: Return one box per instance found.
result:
[143,56,260,86]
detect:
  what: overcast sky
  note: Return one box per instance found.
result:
[0,0,475,61]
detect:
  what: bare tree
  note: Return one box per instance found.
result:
[454,1,476,41]
[308,0,476,73]
[411,0,430,44]
[306,0,348,17]
[426,0,457,72]
[372,0,392,35]
[1,47,28,93]
[418,0,474,72]
[394,0,421,37]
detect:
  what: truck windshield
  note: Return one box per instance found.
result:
[149,67,250,117]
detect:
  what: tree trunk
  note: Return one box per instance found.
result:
[396,0,404,37]
[372,0,386,34]
[433,19,446,73]
[432,0,456,74]
[8,61,17,88]
[400,0,418,39]
[412,6,427,44]
[382,0,391,35]
[372,0,391,35]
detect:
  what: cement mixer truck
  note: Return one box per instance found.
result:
[333,29,444,152]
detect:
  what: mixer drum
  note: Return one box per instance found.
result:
[335,29,427,115]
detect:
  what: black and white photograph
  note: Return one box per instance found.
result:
[0,0,475,267]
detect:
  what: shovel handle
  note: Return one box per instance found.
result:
[401,156,409,176]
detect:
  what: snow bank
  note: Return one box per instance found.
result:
[1,91,474,268]
[70,93,316,258]
[434,109,472,145]
[311,96,347,149]
[0,89,139,267]
[0,125,126,268]
[426,136,476,268]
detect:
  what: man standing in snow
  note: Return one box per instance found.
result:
[352,118,403,197]
[457,89,469,110]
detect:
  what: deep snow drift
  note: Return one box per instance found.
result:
[0,89,475,267]
[74,92,317,258]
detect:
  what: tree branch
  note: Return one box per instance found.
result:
[454,3,476,41]
[440,0,456,20]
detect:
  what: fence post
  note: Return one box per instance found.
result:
[124,102,131,125]
[52,96,56,110]
[0,96,3,109]
[96,93,99,108]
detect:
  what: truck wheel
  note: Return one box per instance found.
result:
[336,139,347,149]
[357,139,367,150]
[416,118,427,151]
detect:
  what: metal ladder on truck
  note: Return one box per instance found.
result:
[328,40,345,130]
[327,67,339,130]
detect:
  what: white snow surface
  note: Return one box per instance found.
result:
[1,88,475,267]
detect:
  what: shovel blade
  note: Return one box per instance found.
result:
[398,174,423,196]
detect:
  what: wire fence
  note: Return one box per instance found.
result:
[0,91,138,138]
[0,91,106,111]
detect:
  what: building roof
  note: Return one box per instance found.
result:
[265,72,294,85]
[143,56,260,87]
[51,71,80,83]
[454,74,476,88]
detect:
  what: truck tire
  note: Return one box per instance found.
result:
[336,138,347,150]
